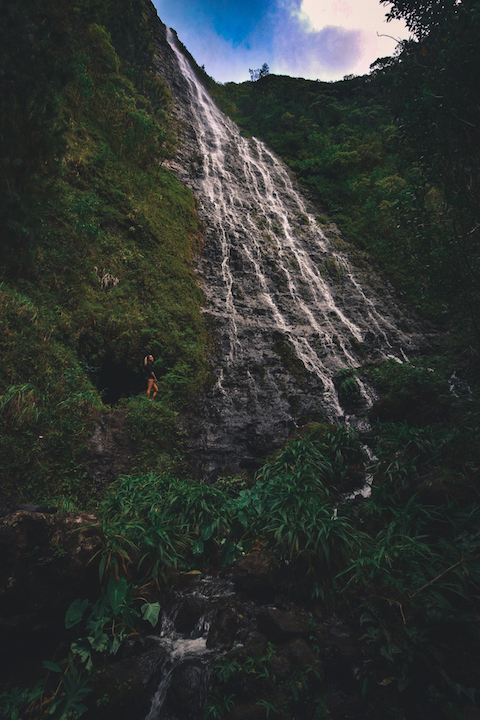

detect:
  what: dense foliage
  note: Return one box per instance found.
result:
[213,0,480,340]
[0,0,207,500]
[3,405,480,717]
[2,0,480,718]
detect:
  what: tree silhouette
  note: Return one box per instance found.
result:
[249,63,270,82]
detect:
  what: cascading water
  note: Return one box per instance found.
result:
[144,572,250,720]
[155,25,422,477]
[135,18,430,718]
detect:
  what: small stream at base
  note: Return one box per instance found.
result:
[145,573,248,720]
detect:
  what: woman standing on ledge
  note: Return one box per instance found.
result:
[144,354,158,399]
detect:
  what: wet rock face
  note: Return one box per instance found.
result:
[206,606,241,649]
[0,510,102,683]
[233,549,277,603]
[88,641,168,720]
[256,607,310,644]
[0,510,102,620]
[148,10,426,479]
[83,408,135,487]
[162,659,209,720]
[75,566,365,720]
[174,596,204,634]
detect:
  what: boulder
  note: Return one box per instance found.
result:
[281,637,318,668]
[207,606,241,649]
[256,607,310,643]
[233,550,277,603]
[226,704,266,720]
[0,510,102,638]
[87,639,168,720]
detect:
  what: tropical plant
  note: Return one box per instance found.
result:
[0,577,160,720]
[67,576,160,669]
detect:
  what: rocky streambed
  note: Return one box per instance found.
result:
[85,552,367,720]
[0,508,370,720]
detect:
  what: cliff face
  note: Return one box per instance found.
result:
[145,7,428,479]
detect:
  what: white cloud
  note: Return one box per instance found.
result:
[295,0,405,34]
[271,22,366,80]
[289,0,410,77]
[152,0,410,83]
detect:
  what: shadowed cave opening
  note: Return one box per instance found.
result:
[94,356,144,405]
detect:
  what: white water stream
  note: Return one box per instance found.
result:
[145,573,237,720]
[163,28,419,473]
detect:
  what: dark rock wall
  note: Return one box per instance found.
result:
[147,5,427,479]
[0,510,102,683]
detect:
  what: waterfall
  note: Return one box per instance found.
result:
[160,28,419,477]
[145,573,237,720]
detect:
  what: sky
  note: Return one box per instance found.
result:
[152,0,410,83]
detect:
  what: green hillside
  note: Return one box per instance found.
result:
[0,0,207,502]
[1,1,480,719]
[213,0,480,339]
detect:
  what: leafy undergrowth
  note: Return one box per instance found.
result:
[96,426,367,586]
[0,285,102,501]
[0,0,207,502]
[2,398,480,718]
[0,577,160,720]
[200,412,480,718]
[95,395,480,717]
[204,642,324,720]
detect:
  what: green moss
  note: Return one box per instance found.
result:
[0,285,102,501]
[271,331,309,387]
[0,0,207,501]
[363,357,453,425]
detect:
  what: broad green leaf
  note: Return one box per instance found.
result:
[65,598,88,629]
[122,604,140,629]
[106,576,128,615]
[141,602,161,627]
[111,636,122,655]
[237,511,249,528]
[28,681,44,703]
[88,632,109,653]
[70,640,93,672]
[252,497,263,515]
[201,523,215,541]
[49,666,92,719]
[43,660,62,673]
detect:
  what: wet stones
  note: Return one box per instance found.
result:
[207,606,241,649]
[164,659,209,720]
[256,607,310,644]
[233,549,277,603]
[88,640,168,720]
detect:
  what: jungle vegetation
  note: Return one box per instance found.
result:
[213,0,480,343]
[0,0,208,501]
[1,0,480,718]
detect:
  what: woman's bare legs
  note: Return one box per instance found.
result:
[146,379,158,399]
